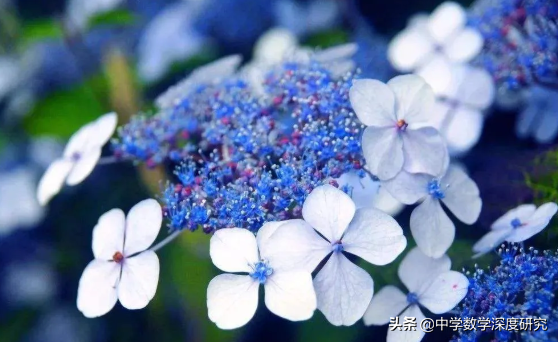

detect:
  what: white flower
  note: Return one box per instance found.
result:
[363,247,469,342]
[430,64,495,156]
[77,199,162,318]
[349,74,449,181]
[383,165,482,257]
[155,55,242,110]
[36,112,118,206]
[516,86,558,144]
[260,184,407,326]
[473,203,558,258]
[388,2,483,93]
[207,225,317,330]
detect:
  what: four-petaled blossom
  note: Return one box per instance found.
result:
[349,74,449,181]
[383,165,482,258]
[260,184,407,326]
[36,112,118,205]
[473,203,558,258]
[207,225,317,330]
[363,247,469,342]
[77,199,163,318]
[388,2,483,93]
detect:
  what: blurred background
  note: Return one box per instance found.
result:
[1,0,557,341]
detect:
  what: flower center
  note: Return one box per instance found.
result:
[71,152,81,162]
[250,259,273,284]
[511,218,523,229]
[428,179,445,199]
[407,292,419,305]
[332,241,344,253]
[112,251,124,263]
[396,119,408,131]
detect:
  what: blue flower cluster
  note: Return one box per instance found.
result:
[452,246,558,341]
[469,0,558,90]
[114,59,365,232]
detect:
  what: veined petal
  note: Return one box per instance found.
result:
[402,127,449,177]
[256,221,286,249]
[118,251,160,310]
[264,270,317,321]
[207,274,259,330]
[36,159,73,205]
[491,204,536,230]
[343,207,407,266]
[362,126,404,181]
[410,198,454,258]
[302,184,356,242]
[427,2,466,44]
[441,166,482,224]
[398,247,451,294]
[258,219,330,273]
[92,209,126,260]
[388,74,435,124]
[362,285,408,325]
[65,148,102,186]
[349,79,396,127]
[92,112,118,147]
[63,122,97,158]
[382,171,430,205]
[444,28,483,63]
[419,270,469,313]
[77,260,120,318]
[386,305,426,342]
[210,228,259,273]
[123,199,163,256]
[313,253,374,326]
[472,229,513,258]
[387,28,433,72]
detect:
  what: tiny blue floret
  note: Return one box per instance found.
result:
[250,259,273,284]
[428,179,445,199]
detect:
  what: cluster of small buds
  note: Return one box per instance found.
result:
[469,0,558,90]
[452,245,558,341]
[142,59,366,232]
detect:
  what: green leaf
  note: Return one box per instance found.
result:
[303,29,349,49]
[87,9,137,29]
[20,19,63,45]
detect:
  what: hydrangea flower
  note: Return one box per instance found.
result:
[364,247,468,342]
[77,199,162,318]
[388,2,483,93]
[349,74,448,181]
[430,64,495,155]
[516,86,558,144]
[36,112,117,205]
[261,185,407,326]
[207,225,316,329]
[473,203,558,258]
[383,165,482,257]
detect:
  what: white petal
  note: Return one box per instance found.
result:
[313,253,374,326]
[381,171,430,205]
[441,166,482,224]
[349,79,396,127]
[530,202,558,221]
[335,171,381,209]
[388,28,433,72]
[92,112,118,146]
[443,28,484,63]
[374,187,406,217]
[123,199,163,255]
[118,251,160,310]
[207,274,259,330]
[506,202,558,242]
[258,219,330,273]
[416,57,453,96]
[419,271,469,314]
[386,305,426,342]
[210,228,259,273]
[191,54,242,84]
[388,75,435,124]
[454,66,495,110]
[314,43,358,63]
[343,207,407,266]
[65,148,102,186]
[491,204,536,230]
[63,122,97,158]
[256,221,285,249]
[398,247,451,294]
[534,107,558,144]
[362,126,404,181]
[36,159,73,205]
[410,198,454,258]
[444,108,484,156]
[264,270,317,321]
[76,260,119,318]
[472,229,512,257]
[516,103,539,139]
[302,184,356,242]
[427,2,466,44]
[362,285,408,325]
[402,127,449,177]
[92,209,126,260]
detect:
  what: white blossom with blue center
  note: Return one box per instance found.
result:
[207,225,317,330]
[382,165,482,258]
[363,247,469,342]
[258,184,407,326]
[473,202,558,258]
